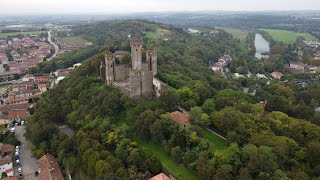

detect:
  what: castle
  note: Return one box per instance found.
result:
[100,37,157,99]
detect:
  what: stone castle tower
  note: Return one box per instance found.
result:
[100,37,157,99]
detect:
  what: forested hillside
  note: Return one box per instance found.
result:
[27,20,320,180]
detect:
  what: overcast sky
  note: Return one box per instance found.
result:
[1,0,320,14]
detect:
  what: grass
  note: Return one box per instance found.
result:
[221,27,248,49]
[144,28,171,40]
[203,128,228,153]
[136,138,200,180]
[0,31,46,39]
[59,36,90,46]
[261,29,318,43]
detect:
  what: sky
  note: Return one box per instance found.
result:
[1,0,320,14]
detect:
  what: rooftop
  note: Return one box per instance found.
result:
[149,173,171,180]
[169,111,190,126]
[38,154,64,180]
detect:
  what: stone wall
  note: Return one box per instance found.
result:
[141,71,154,98]
[114,64,130,81]
[129,70,142,99]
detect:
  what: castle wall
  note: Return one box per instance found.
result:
[129,70,142,99]
[140,71,154,98]
[114,64,130,81]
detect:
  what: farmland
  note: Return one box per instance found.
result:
[0,31,46,39]
[261,29,318,43]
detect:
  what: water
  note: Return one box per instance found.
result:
[254,33,270,59]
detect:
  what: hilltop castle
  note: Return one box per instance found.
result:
[100,37,157,99]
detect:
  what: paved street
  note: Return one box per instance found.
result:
[47,31,60,60]
[15,126,39,180]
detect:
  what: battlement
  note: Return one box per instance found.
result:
[101,37,157,99]
[129,37,143,47]
[105,52,115,61]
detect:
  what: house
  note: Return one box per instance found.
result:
[0,157,13,175]
[0,110,29,125]
[149,173,172,180]
[290,62,306,72]
[38,154,64,180]
[271,71,283,80]
[256,73,268,79]
[5,168,14,177]
[211,63,223,73]
[0,144,14,157]
[234,73,245,79]
[169,111,190,127]
[3,176,18,180]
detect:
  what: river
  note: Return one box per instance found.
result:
[254,33,270,59]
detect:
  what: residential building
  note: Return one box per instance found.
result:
[169,111,190,127]
[149,173,172,180]
[271,71,283,80]
[38,154,64,180]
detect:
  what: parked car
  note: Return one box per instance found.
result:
[10,128,15,133]
[15,151,19,156]
[16,159,20,163]
[15,155,19,160]
[18,166,22,173]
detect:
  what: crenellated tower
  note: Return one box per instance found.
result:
[104,52,115,85]
[146,50,157,76]
[129,37,143,69]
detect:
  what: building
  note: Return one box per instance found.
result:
[149,173,172,180]
[169,111,190,127]
[0,157,13,175]
[100,37,157,99]
[38,154,64,180]
[289,62,306,72]
[0,144,14,176]
[271,71,283,80]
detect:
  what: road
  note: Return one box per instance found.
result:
[15,126,39,180]
[47,31,59,60]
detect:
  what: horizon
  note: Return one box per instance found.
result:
[1,0,320,15]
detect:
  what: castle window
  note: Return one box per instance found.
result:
[111,65,113,68]
[136,49,137,51]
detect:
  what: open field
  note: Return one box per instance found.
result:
[144,28,171,40]
[261,29,318,43]
[204,128,228,153]
[136,139,200,180]
[0,31,46,39]
[58,36,90,46]
[221,27,248,48]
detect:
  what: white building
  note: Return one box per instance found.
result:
[0,157,13,175]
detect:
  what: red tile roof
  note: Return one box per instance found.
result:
[3,177,18,180]
[169,111,190,126]
[38,154,64,180]
[149,173,171,180]
[1,110,29,120]
[1,144,14,154]
[0,156,12,166]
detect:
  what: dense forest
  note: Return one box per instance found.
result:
[27,20,320,180]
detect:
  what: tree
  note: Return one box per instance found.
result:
[189,106,210,126]
[202,98,216,115]
[158,90,179,111]
[134,110,158,139]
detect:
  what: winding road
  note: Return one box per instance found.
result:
[47,31,59,61]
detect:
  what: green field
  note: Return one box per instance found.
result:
[136,139,200,180]
[261,29,318,43]
[59,36,91,46]
[221,27,248,48]
[0,31,46,39]
[144,28,171,40]
[203,128,228,153]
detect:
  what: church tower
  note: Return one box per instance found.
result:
[129,37,143,69]
[104,52,115,85]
